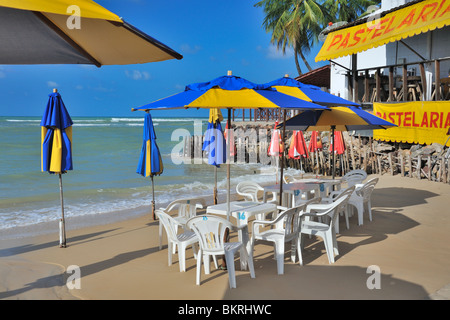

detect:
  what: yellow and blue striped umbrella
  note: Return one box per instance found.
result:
[264,76,359,107]
[137,112,163,220]
[40,89,73,248]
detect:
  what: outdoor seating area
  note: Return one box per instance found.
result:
[157,169,378,288]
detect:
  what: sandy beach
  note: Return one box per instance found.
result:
[1,173,450,300]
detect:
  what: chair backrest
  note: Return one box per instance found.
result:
[165,198,205,219]
[342,169,367,187]
[236,181,264,202]
[358,177,379,201]
[313,186,355,230]
[155,209,180,243]
[186,215,234,254]
[283,174,294,184]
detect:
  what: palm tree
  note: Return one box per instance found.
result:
[255,0,379,76]
[255,0,325,75]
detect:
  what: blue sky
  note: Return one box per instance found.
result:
[0,0,327,118]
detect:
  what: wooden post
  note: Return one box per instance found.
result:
[365,70,370,102]
[428,155,431,181]
[388,153,393,175]
[402,64,408,101]
[350,135,356,170]
[408,154,412,178]
[352,54,358,103]
[435,60,441,101]
[400,153,404,177]
[377,155,382,175]
[389,66,394,102]
[417,156,421,179]
[376,68,381,102]
[419,62,427,101]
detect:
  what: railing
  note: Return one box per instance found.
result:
[349,56,450,104]
[231,108,291,122]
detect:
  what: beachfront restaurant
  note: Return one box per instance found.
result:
[318,0,450,148]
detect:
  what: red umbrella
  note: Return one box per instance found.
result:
[329,131,346,155]
[288,130,308,159]
[308,131,322,152]
[268,121,283,156]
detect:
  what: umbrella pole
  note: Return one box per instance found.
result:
[279,111,287,206]
[331,125,336,180]
[214,166,218,205]
[226,108,231,221]
[58,173,66,248]
[151,176,156,220]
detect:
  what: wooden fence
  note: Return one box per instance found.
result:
[182,128,450,184]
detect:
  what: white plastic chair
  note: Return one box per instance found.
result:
[250,198,320,274]
[341,169,367,187]
[186,215,255,288]
[299,188,353,264]
[318,185,358,231]
[158,198,205,249]
[155,209,199,272]
[236,181,277,204]
[348,177,379,225]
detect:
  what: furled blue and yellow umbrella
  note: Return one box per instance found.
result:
[137,112,163,220]
[202,109,226,204]
[40,89,73,248]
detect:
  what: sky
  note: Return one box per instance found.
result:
[0,0,328,118]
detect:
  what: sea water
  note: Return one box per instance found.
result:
[0,116,285,239]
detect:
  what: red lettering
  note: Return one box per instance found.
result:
[388,113,396,124]
[414,3,439,24]
[327,34,342,51]
[444,112,450,127]
[348,28,365,47]
[421,112,429,127]
[433,0,447,19]
[412,112,420,127]
[440,112,444,128]
[396,112,404,124]
[404,112,412,126]
[397,9,416,29]
[384,15,397,34]
[430,112,439,127]
[438,3,450,17]
[371,18,390,39]
[337,33,351,49]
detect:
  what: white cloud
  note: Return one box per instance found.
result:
[266,45,294,60]
[180,44,202,54]
[47,81,59,88]
[125,70,151,81]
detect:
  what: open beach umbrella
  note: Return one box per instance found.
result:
[202,109,226,204]
[137,112,163,220]
[132,72,329,216]
[264,76,359,107]
[278,106,397,178]
[0,0,182,66]
[40,89,73,248]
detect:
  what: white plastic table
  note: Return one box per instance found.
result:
[206,201,277,270]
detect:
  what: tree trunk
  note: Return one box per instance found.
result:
[294,47,302,76]
[299,49,312,72]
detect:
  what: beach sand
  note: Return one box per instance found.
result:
[1,174,450,300]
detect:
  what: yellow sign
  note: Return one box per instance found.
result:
[373,101,450,145]
[316,0,450,62]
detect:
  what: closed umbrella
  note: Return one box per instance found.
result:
[40,89,73,248]
[268,121,284,183]
[137,112,163,220]
[308,131,322,175]
[132,72,329,217]
[0,0,182,66]
[202,109,226,204]
[288,130,308,172]
[224,122,236,158]
[278,106,397,179]
[330,131,346,155]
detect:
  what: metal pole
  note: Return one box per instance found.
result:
[279,111,287,206]
[58,173,66,248]
[151,176,156,220]
[226,108,231,221]
[331,125,336,179]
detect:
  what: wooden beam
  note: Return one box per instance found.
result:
[389,66,394,102]
[435,60,441,100]
[402,64,408,101]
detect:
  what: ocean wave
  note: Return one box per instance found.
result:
[111,118,143,122]
[6,119,40,122]
[73,123,111,127]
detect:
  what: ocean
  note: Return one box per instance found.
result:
[0,116,283,239]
